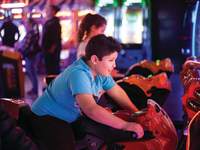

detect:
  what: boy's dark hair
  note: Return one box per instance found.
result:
[78,13,106,43]
[85,34,121,60]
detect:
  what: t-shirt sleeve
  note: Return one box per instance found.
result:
[68,70,93,95]
[102,76,116,91]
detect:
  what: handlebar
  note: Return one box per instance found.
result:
[130,108,147,118]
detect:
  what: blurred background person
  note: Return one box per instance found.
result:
[0,15,20,47]
[17,18,40,98]
[41,5,61,75]
[77,13,107,59]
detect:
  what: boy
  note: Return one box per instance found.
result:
[31,34,144,148]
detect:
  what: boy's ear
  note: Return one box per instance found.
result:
[91,55,98,65]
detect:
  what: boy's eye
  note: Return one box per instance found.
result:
[110,59,115,62]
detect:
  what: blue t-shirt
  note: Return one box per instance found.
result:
[31,58,115,123]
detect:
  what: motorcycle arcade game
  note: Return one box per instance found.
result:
[179,58,200,150]
[76,100,178,150]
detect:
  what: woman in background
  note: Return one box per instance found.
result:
[77,13,107,59]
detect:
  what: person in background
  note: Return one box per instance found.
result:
[0,15,20,47]
[31,35,144,149]
[77,13,107,59]
[41,5,61,75]
[18,18,40,98]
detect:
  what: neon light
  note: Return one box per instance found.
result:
[0,9,4,14]
[124,0,142,6]
[31,13,42,18]
[78,9,95,17]
[98,0,113,7]
[60,50,69,60]
[11,8,23,14]
[192,1,199,57]
[56,11,71,17]
[1,3,26,8]
[13,14,22,19]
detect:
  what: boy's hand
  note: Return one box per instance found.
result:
[122,122,144,139]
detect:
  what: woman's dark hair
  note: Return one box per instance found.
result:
[85,34,121,60]
[77,13,107,43]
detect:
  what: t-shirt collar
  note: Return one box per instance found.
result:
[79,58,95,81]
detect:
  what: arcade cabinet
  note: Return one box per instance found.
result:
[95,0,151,73]
[0,47,24,98]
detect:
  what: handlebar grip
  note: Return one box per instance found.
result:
[130,108,147,118]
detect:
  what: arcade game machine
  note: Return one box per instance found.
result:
[179,0,200,120]
[95,0,151,73]
[57,8,78,70]
[181,0,200,58]
[177,1,200,149]
[0,1,26,98]
[0,47,25,98]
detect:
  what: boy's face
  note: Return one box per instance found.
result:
[94,51,118,76]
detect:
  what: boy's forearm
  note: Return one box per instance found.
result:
[84,104,127,130]
[114,90,139,112]
[107,85,139,113]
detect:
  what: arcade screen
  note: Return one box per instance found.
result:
[60,19,72,44]
[97,5,115,37]
[119,5,143,44]
[96,1,143,45]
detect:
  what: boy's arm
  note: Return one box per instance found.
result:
[106,84,139,113]
[75,93,143,138]
[76,94,144,138]
[76,93,126,129]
